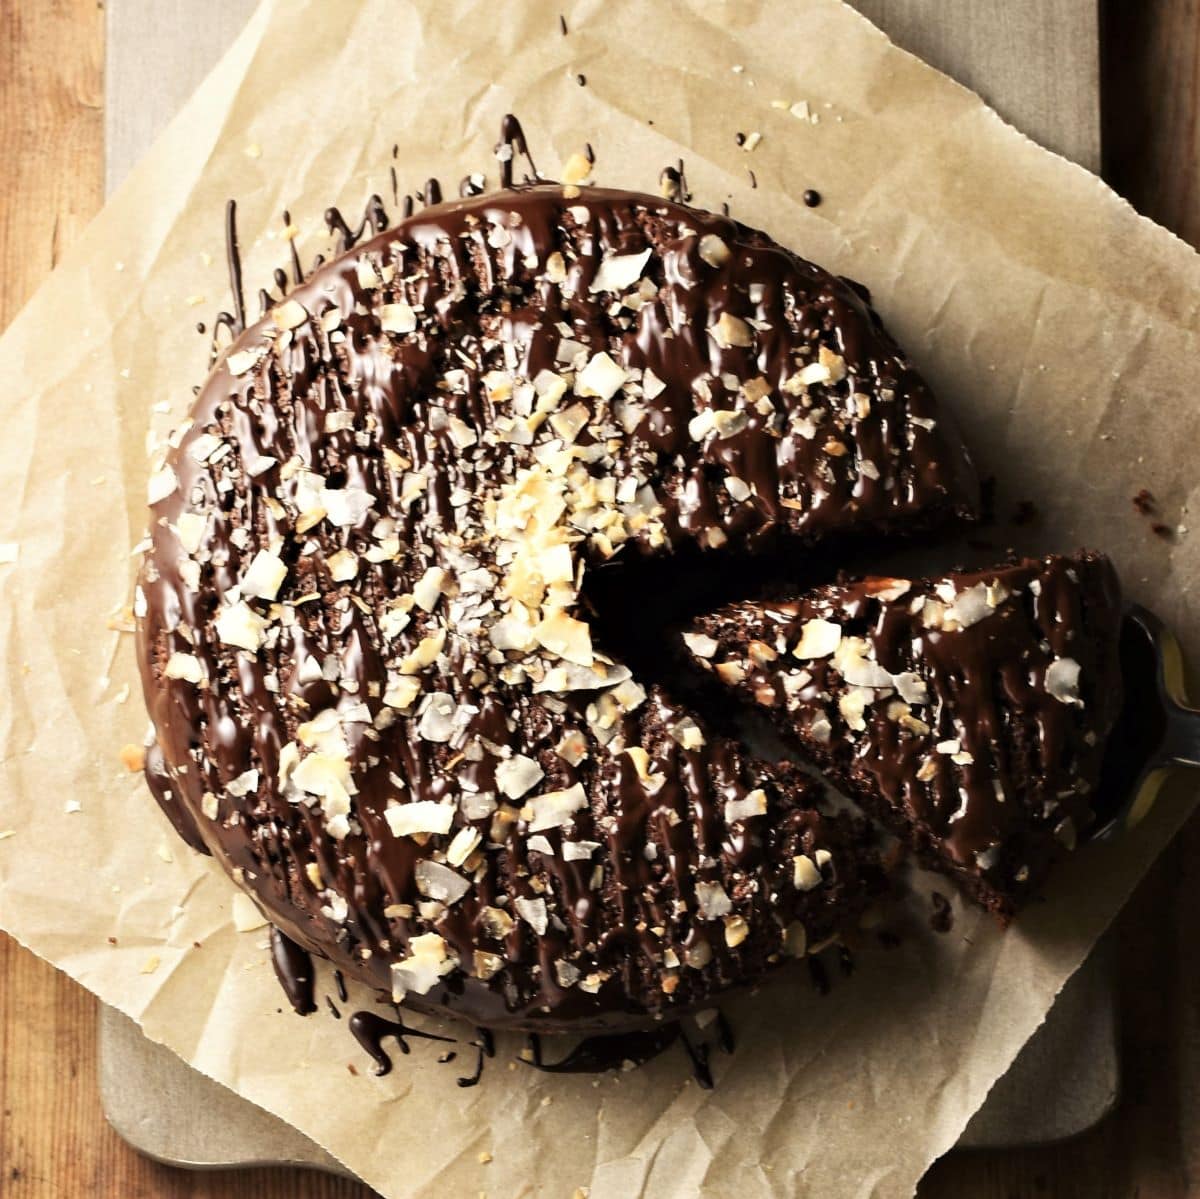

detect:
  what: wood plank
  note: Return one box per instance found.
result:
[0,1,1196,1196]
[853,0,1100,171]
[104,0,257,193]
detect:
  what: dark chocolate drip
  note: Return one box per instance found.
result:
[456,1027,496,1088]
[495,113,538,188]
[525,1023,682,1074]
[144,741,208,854]
[223,198,247,336]
[324,194,389,255]
[559,13,567,34]
[421,178,443,207]
[326,996,342,1019]
[680,1028,713,1089]
[348,1010,454,1076]
[334,969,349,1003]
[282,210,304,285]
[660,160,690,204]
[459,174,485,198]
[270,926,317,1016]
[930,892,953,933]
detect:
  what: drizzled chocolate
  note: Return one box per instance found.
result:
[682,553,1122,918]
[135,174,978,1032]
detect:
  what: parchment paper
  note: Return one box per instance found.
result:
[1,2,1198,1196]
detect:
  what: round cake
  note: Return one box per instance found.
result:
[136,183,977,1031]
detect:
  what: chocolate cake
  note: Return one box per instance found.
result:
[135,181,979,1031]
[681,553,1123,918]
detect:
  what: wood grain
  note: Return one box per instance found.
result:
[0,1,1197,1196]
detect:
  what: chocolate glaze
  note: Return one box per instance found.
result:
[144,741,208,854]
[528,1022,681,1073]
[495,114,539,188]
[136,134,978,1033]
[270,926,317,1015]
[349,1009,455,1076]
[457,1027,495,1087]
[683,553,1122,917]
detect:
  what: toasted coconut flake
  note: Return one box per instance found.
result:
[526,783,588,832]
[793,855,823,891]
[682,631,719,659]
[215,601,268,653]
[793,618,841,659]
[242,549,288,600]
[164,652,204,683]
[589,248,651,295]
[575,351,627,402]
[380,302,417,334]
[496,754,544,799]
[698,234,732,267]
[385,800,454,838]
[711,312,754,349]
[695,880,733,920]
[1045,657,1083,706]
[271,299,307,330]
[533,609,593,666]
[724,788,768,824]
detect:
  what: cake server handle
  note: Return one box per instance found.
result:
[1090,604,1200,840]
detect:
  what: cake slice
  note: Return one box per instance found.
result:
[681,553,1123,919]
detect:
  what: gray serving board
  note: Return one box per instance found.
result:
[100,0,1112,1178]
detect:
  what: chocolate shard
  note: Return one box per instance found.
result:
[136,181,974,1031]
[681,552,1123,920]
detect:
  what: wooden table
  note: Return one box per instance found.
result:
[1,3,1197,1196]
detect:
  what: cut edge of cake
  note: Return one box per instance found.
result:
[679,552,1123,920]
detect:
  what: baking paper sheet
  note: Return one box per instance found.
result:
[1,1,1198,1195]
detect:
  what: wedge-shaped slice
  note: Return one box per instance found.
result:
[682,553,1123,919]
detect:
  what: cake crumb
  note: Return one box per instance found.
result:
[119,743,146,772]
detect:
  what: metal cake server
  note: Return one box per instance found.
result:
[1088,605,1200,842]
